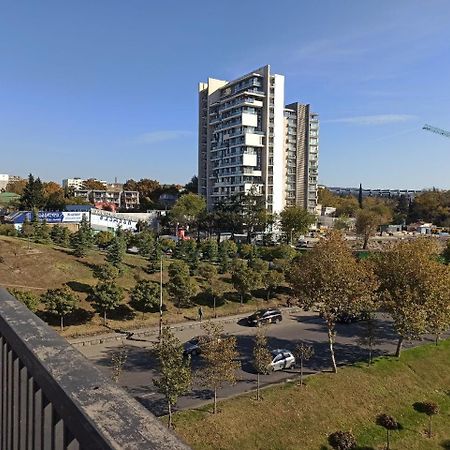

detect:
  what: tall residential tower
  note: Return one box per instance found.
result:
[198,65,318,214]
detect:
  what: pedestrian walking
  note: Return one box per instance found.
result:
[198,306,203,322]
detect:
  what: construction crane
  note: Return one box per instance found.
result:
[422,124,450,138]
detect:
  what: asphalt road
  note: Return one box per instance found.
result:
[77,309,439,416]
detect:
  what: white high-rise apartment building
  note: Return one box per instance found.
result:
[198,65,318,214]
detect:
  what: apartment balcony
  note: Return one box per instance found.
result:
[0,288,188,450]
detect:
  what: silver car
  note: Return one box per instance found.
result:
[269,349,296,371]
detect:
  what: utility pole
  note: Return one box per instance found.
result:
[159,254,163,340]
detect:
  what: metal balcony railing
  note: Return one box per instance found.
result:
[0,288,189,450]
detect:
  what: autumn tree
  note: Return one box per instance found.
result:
[82,178,106,190]
[376,414,400,450]
[374,239,450,357]
[328,431,357,450]
[42,287,77,331]
[413,401,439,438]
[130,280,160,317]
[356,198,393,249]
[198,322,240,414]
[153,327,191,428]
[289,231,377,372]
[90,282,124,325]
[280,206,315,244]
[294,342,314,386]
[252,329,272,400]
[355,209,382,249]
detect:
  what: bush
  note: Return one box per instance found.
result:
[8,289,40,312]
[0,224,18,237]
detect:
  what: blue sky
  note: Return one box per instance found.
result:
[1,0,450,189]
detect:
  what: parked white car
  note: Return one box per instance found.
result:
[269,349,296,371]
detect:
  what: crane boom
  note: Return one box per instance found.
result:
[423,124,450,138]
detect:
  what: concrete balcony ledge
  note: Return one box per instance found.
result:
[0,287,190,450]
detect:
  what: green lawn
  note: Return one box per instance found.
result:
[174,339,450,450]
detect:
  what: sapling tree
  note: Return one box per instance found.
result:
[252,329,272,400]
[294,341,314,386]
[153,327,191,428]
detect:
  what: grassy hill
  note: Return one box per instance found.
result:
[174,339,450,450]
[0,236,284,337]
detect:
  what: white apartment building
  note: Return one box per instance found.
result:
[0,174,9,191]
[62,178,85,190]
[62,178,107,190]
[198,65,319,214]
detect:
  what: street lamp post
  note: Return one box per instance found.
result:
[159,254,163,340]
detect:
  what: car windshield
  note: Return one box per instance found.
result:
[252,310,267,317]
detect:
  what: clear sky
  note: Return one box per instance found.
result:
[1,0,449,189]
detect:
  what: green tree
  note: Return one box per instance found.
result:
[219,239,238,258]
[231,261,260,304]
[42,287,77,331]
[280,206,315,244]
[90,282,124,325]
[200,239,218,261]
[20,173,45,209]
[136,230,155,257]
[374,239,449,357]
[262,269,283,300]
[95,231,114,249]
[50,225,70,247]
[130,280,160,317]
[198,264,222,317]
[170,193,206,232]
[328,431,357,450]
[167,260,197,308]
[32,219,51,244]
[154,327,192,428]
[111,347,128,383]
[294,342,314,386]
[357,312,380,365]
[252,329,272,400]
[198,322,240,414]
[8,289,39,312]
[148,240,162,273]
[106,235,126,269]
[71,215,93,257]
[93,263,120,282]
[289,231,377,372]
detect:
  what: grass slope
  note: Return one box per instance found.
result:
[0,236,285,337]
[174,340,450,450]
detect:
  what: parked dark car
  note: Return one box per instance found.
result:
[183,335,222,357]
[246,309,282,327]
